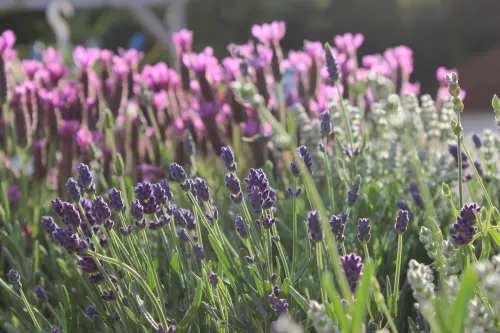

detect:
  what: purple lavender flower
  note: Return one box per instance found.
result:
[448,143,469,169]
[324,43,341,82]
[159,179,174,201]
[77,163,95,193]
[263,215,276,229]
[108,188,125,211]
[181,209,196,230]
[357,218,371,244]
[110,312,120,322]
[409,181,425,210]
[99,235,107,246]
[235,216,247,238]
[244,169,276,213]
[320,110,332,137]
[101,290,116,301]
[194,178,211,202]
[290,158,301,177]
[297,146,313,174]
[103,219,114,230]
[472,133,482,149]
[7,269,20,287]
[340,253,363,292]
[77,256,100,273]
[42,216,57,234]
[267,288,289,317]
[85,305,98,319]
[245,256,255,263]
[66,178,81,202]
[130,200,144,220]
[451,203,480,246]
[225,173,243,203]
[208,272,218,286]
[91,197,111,224]
[51,198,64,217]
[61,203,82,229]
[178,228,191,242]
[169,163,187,183]
[119,225,132,236]
[329,215,345,242]
[134,218,147,229]
[152,183,168,205]
[397,200,414,221]
[173,209,187,227]
[193,244,205,260]
[394,210,409,234]
[34,285,47,301]
[473,160,483,176]
[346,175,362,206]
[307,211,324,243]
[221,146,237,171]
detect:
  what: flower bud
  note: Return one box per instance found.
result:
[492,94,500,115]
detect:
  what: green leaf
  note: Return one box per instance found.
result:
[170,252,180,274]
[209,235,231,271]
[147,264,156,291]
[351,260,374,333]
[322,272,347,331]
[61,285,71,325]
[56,258,72,277]
[124,306,139,324]
[178,278,203,329]
[32,240,39,281]
[0,182,10,221]
[451,268,478,333]
[288,286,309,313]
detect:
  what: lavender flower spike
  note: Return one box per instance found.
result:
[307,211,324,243]
[77,163,96,193]
[450,203,480,246]
[108,188,125,211]
[341,253,363,292]
[221,146,237,171]
[34,285,48,301]
[324,43,341,82]
[235,216,247,238]
[357,218,371,244]
[346,175,362,206]
[329,215,345,242]
[297,145,313,175]
[320,110,332,137]
[7,269,20,287]
[66,178,81,202]
[394,210,409,234]
[169,163,187,183]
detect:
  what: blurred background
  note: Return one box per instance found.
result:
[1,0,499,113]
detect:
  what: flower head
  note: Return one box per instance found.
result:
[208,272,218,286]
[169,163,187,183]
[7,269,20,287]
[307,211,324,243]
[77,163,95,193]
[193,244,205,260]
[66,178,81,202]
[34,285,47,301]
[194,178,211,202]
[85,305,99,319]
[451,203,480,246]
[108,188,125,211]
[297,146,313,175]
[130,200,144,220]
[341,253,363,292]
[91,197,111,224]
[173,29,193,54]
[324,43,341,82]
[251,21,286,44]
[320,110,331,137]
[235,216,247,238]
[409,181,425,210]
[329,215,345,242]
[346,175,362,206]
[221,146,237,171]
[357,218,371,244]
[394,210,409,234]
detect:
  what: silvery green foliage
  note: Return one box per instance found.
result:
[481,129,496,169]
[419,227,439,261]
[403,93,424,134]
[407,260,435,303]
[474,255,500,315]
[441,240,460,275]
[367,71,393,100]
[330,104,343,139]
[367,102,389,139]
[420,95,440,140]
[307,301,339,333]
[464,298,495,333]
[347,103,362,144]
[438,99,456,142]
[428,152,456,193]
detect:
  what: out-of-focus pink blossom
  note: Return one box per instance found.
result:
[362,54,392,77]
[42,47,63,64]
[152,91,169,111]
[189,80,201,95]
[384,46,413,75]
[139,62,178,91]
[304,40,324,62]
[248,44,272,70]
[46,63,68,85]
[309,84,343,116]
[76,127,93,152]
[436,66,457,86]
[33,138,48,153]
[172,118,184,136]
[251,21,286,44]
[173,29,193,54]
[119,48,144,71]
[100,49,113,64]
[73,46,100,69]
[192,115,206,133]
[222,57,241,81]
[22,60,42,79]
[241,119,273,138]
[334,33,364,55]
[228,42,254,58]
[182,47,217,73]
[112,56,130,78]
[438,86,466,101]
[0,30,15,59]
[6,184,20,204]
[216,103,232,123]
[286,51,312,73]
[59,120,80,138]
[401,82,421,96]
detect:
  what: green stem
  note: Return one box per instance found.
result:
[19,287,43,333]
[335,82,355,152]
[457,114,463,208]
[291,177,298,277]
[323,139,336,213]
[363,243,370,260]
[316,242,327,302]
[392,234,403,316]
[277,82,287,130]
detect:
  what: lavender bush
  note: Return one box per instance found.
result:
[0,21,499,333]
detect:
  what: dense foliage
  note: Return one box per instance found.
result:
[0,21,499,333]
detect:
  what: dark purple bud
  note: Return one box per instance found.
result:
[135,218,147,229]
[51,198,64,217]
[169,163,187,183]
[271,273,277,283]
[77,256,100,273]
[409,181,425,210]
[180,179,192,192]
[320,110,331,137]
[99,235,107,246]
[152,183,168,205]
[101,290,116,301]
[307,211,324,243]
[451,203,480,246]
[42,216,57,234]
[66,178,81,202]
[324,43,341,82]
[103,219,114,230]
[194,178,211,202]
[110,312,120,322]
[273,285,281,297]
[319,142,325,152]
[77,163,95,193]
[159,179,174,201]
[225,173,241,195]
[448,143,469,169]
[290,158,301,177]
[394,210,409,234]
[263,215,276,229]
[108,188,125,211]
[34,285,47,301]
[208,272,218,286]
[91,197,111,224]
[178,228,190,242]
[173,209,187,227]
[397,200,414,221]
[231,192,243,204]
[473,160,483,176]
[287,187,294,196]
[295,188,302,197]
[221,146,237,171]
[341,253,363,292]
[235,216,247,238]
[297,146,313,174]
[193,243,205,260]
[130,200,144,220]
[346,175,362,206]
[245,256,255,263]
[61,203,82,229]
[85,305,98,319]
[472,133,482,149]
[329,215,345,242]
[357,218,371,244]
[119,225,133,236]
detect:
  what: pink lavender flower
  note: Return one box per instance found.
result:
[248,44,273,70]
[401,82,421,96]
[73,46,100,70]
[304,40,324,62]
[286,51,312,73]
[42,47,63,64]
[22,60,42,79]
[173,29,193,54]
[76,127,93,152]
[251,21,286,44]
[340,253,363,292]
[119,48,144,71]
[182,47,217,73]
[334,33,364,56]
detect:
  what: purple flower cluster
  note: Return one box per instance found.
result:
[77,163,96,193]
[267,285,289,317]
[91,196,111,224]
[208,272,218,286]
[448,143,469,169]
[235,216,247,238]
[193,178,211,202]
[225,173,243,203]
[221,146,237,171]
[450,203,480,245]
[394,210,409,234]
[108,188,125,211]
[320,110,331,137]
[34,285,47,301]
[7,269,20,288]
[169,163,187,184]
[346,175,362,206]
[134,182,159,215]
[329,214,345,242]
[357,218,371,244]
[66,178,81,202]
[193,243,205,260]
[148,215,171,230]
[297,145,313,175]
[409,181,425,210]
[290,158,301,177]
[307,211,324,243]
[340,253,363,292]
[244,168,276,214]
